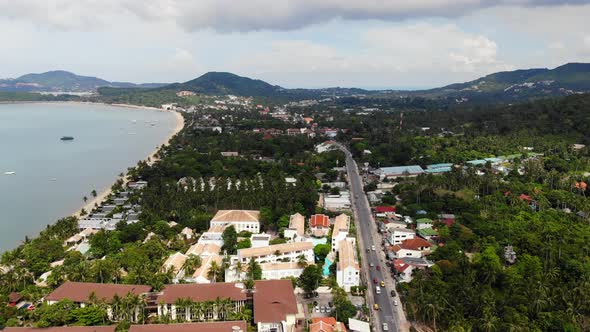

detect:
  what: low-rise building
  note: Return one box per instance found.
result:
[336,238,360,292]
[394,257,434,283]
[254,280,300,332]
[284,213,305,242]
[323,192,351,211]
[416,218,434,230]
[331,214,350,252]
[389,229,416,245]
[237,242,314,265]
[260,262,305,280]
[310,317,347,332]
[210,210,260,234]
[162,252,188,282]
[310,214,330,237]
[251,234,271,248]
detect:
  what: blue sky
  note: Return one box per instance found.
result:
[0,1,589,89]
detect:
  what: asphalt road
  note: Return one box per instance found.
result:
[337,143,400,332]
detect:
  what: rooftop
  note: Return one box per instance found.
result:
[211,210,260,223]
[338,239,359,271]
[332,214,350,238]
[157,282,248,304]
[380,165,424,175]
[162,252,188,273]
[45,282,151,303]
[253,280,298,323]
[288,213,305,236]
[310,214,330,228]
[186,243,221,257]
[238,241,313,259]
[128,321,248,332]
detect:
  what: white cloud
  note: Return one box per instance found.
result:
[1,0,589,32]
[228,23,512,88]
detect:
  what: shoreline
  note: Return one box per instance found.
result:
[0,100,184,221]
[71,103,184,218]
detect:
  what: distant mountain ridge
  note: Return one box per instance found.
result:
[0,70,166,92]
[419,63,590,101]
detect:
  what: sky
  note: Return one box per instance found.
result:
[1,0,589,89]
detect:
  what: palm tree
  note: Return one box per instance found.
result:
[203,300,215,321]
[83,196,88,203]
[233,261,243,281]
[221,298,234,321]
[208,261,222,282]
[297,254,308,268]
[175,298,190,322]
[189,301,204,322]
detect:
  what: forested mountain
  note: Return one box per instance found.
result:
[415,63,590,102]
[0,70,166,92]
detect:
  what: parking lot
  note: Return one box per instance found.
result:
[297,292,334,318]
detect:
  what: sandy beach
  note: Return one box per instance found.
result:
[72,105,184,217]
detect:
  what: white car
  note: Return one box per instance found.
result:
[393,299,398,306]
[371,245,376,251]
[383,323,389,331]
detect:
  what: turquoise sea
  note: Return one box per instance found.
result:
[0,103,178,252]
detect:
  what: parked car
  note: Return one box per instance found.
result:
[320,306,325,313]
[374,303,380,310]
[390,290,396,297]
[315,306,319,312]
[393,299,398,306]
[376,265,381,271]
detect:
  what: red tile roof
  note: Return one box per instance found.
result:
[157,283,248,304]
[128,321,248,332]
[3,327,116,332]
[374,206,396,213]
[310,318,347,332]
[393,259,411,273]
[45,282,152,303]
[399,238,432,251]
[253,280,298,323]
[310,214,330,228]
[8,292,22,303]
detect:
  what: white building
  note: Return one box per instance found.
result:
[162,252,188,283]
[237,242,314,265]
[197,225,225,247]
[331,214,350,253]
[260,262,305,280]
[389,229,416,245]
[284,213,305,242]
[323,191,351,211]
[78,218,121,231]
[210,210,260,233]
[185,254,223,284]
[251,234,271,248]
[336,238,360,292]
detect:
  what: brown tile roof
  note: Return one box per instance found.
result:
[211,210,260,223]
[45,282,152,303]
[192,254,222,280]
[310,214,330,228]
[310,318,347,332]
[253,280,298,323]
[157,283,248,304]
[400,238,432,251]
[238,241,313,259]
[185,243,221,257]
[3,327,116,332]
[128,321,247,332]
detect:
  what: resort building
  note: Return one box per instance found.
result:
[162,252,188,282]
[185,243,221,257]
[45,282,152,322]
[260,262,305,280]
[77,217,121,231]
[210,210,260,233]
[197,225,226,247]
[254,280,300,332]
[336,238,360,292]
[284,213,305,242]
[251,234,271,248]
[185,254,223,284]
[129,321,247,332]
[310,214,330,237]
[331,214,350,253]
[237,242,314,265]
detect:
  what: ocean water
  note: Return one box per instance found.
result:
[0,103,178,252]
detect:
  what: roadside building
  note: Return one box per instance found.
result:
[254,280,300,332]
[378,165,424,179]
[331,214,350,252]
[416,218,434,230]
[310,214,330,237]
[336,238,360,292]
[389,229,416,245]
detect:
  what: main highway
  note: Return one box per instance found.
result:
[334,142,405,332]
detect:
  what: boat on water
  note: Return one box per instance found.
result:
[60,136,74,141]
[4,171,16,175]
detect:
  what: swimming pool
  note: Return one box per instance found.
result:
[323,258,333,276]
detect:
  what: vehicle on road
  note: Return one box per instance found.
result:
[373,303,380,310]
[366,247,370,252]
[393,299,398,306]
[371,245,376,251]
[373,278,378,284]
[376,265,381,271]
[369,262,374,267]
[383,323,389,331]
[390,290,396,297]
[375,286,381,294]
[380,281,385,287]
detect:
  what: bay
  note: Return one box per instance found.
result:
[0,102,178,252]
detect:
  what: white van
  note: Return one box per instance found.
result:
[375,286,381,294]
